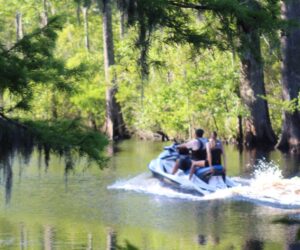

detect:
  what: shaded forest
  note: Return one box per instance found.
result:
[0,0,300,157]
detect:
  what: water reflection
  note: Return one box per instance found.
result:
[87,233,93,250]
[234,146,300,178]
[107,142,121,156]
[5,161,13,204]
[64,153,74,191]
[197,234,207,245]
[285,226,300,250]
[272,217,300,250]
[107,228,117,250]
[243,240,263,250]
[239,147,272,176]
[0,156,13,204]
[20,223,28,250]
[15,224,140,250]
[281,153,300,177]
[0,140,299,249]
[106,228,140,250]
[43,225,54,250]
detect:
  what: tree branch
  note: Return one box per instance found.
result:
[168,1,212,11]
[1,17,60,56]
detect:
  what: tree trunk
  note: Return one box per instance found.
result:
[51,92,58,119]
[82,1,96,129]
[40,0,58,120]
[76,1,81,25]
[137,22,150,106]
[118,0,128,38]
[102,0,128,140]
[88,112,97,130]
[237,115,243,146]
[82,6,90,51]
[238,3,276,147]
[277,1,300,153]
[15,12,24,41]
[139,41,149,105]
[41,0,48,27]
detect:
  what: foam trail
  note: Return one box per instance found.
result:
[108,160,300,209]
[108,173,232,201]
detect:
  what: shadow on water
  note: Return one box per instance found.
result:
[272,217,300,247]
[107,229,139,250]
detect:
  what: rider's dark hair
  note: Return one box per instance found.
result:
[195,128,204,138]
[212,131,217,139]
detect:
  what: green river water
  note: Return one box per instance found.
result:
[0,140,300,250]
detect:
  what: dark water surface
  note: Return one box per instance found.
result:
[0,140,300,249]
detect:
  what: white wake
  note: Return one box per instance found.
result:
[108,160,300,209]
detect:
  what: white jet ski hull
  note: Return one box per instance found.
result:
[148,145,237,195]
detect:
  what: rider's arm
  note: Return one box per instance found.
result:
[171,159,180,175]
[206,142,213,172]
[177,140,196,150]
[221,142,226,171]
[206,143,212,166]
[176,143,187,149]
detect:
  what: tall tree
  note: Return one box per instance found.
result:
[40,0,59,119]
[82,0,91,51]
[277,0,300,153]
[15,12,24,41]
[102,0,128,140]
[41,0,48,26]
[132,6,152,105]
[237,0,277,147]
[117,0,128,38]
[125,0,200,105]
[75,0,82,25]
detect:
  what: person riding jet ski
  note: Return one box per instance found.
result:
[148,130,235,194]
[173,129,209,176]
[189,131,226,181]
[176,128,209,160]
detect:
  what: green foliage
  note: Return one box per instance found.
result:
[23,119,108,167]
[116,32,242,138]
[0,0,292,146]
[0,1,108,166]
[0,16,79,113]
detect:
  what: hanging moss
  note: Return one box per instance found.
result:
[0,115,108,169]
[23,119,109,168]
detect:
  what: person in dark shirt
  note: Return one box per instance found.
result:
[189,131,226,179]
[206,131,226,171]
[176,128,209,161]
[172,129,209,175]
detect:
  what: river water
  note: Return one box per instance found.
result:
[0,140,300,249]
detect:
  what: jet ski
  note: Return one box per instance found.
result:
[148,144,237,195]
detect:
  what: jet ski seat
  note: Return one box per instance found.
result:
[195,165,225,183]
